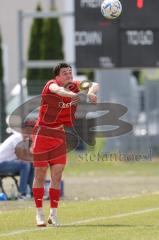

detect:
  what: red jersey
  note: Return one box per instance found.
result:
[36,79,80,128]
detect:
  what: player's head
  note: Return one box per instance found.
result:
[53,63,73,84]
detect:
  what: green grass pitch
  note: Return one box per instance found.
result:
[1,193,159,240]
[1,138,159,239]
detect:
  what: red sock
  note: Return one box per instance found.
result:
[32,188,44,208]
[49,188,60,208]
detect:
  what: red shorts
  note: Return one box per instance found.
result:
[32,125,67,167]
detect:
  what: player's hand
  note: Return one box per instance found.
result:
[87,93,97,103]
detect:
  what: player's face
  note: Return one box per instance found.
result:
[57,67,73,84]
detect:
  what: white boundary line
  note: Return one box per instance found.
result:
[1,207,159,237]
[68,207,159,225]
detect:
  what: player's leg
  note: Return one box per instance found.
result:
[48,164,65,226]
[32,166,48,227]
[32,125,50,226]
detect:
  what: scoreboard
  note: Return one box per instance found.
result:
[75,0,159,68]
[121,0,159,29]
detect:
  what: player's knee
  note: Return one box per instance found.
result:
[53,173,62,185]
[34,176,45,186]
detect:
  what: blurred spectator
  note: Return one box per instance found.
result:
[0,127,34,199]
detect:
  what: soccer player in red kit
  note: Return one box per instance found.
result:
[32,63,99,227]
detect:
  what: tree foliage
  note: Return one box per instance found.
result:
[26,4,43,81]
[0,31,3,81]
[39,8,64,80]
[26,4,64,95]
[0,30,7,141]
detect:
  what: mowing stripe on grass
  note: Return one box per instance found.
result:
[1,207,159,237]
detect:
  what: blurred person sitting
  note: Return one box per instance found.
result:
[0,125,34,199]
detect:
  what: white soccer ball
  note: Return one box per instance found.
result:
[101,0,122,19]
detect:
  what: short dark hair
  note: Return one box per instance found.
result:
[53,63,72,77]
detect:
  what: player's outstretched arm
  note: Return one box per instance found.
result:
[49,83,77,97]
[49,83,80,103]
